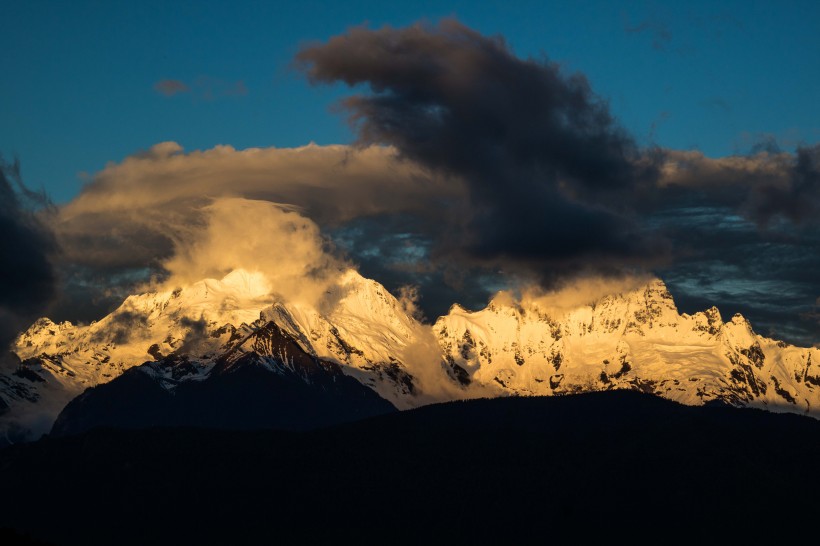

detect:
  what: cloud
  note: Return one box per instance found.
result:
[0,158,57,349]
[90,310,148,345]
[44,19,820,346]
[45,142,464,322]
[153,77,248,100]
[296,19,665,284]
[55,142,457,273]
[646,200,820,347]
[20,19,816,347]
[520,274,655,318]
[160,198,347,309]
[153,79,190,96]
[658,145,820,226]
[292,19,820,343]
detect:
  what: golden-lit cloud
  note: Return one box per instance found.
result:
[160,198,348,308]
[518,274,656,318]
[56,141,462,272]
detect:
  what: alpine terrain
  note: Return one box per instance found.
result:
[2,267,819,443]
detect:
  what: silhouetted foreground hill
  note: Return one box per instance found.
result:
[2,390,820,545]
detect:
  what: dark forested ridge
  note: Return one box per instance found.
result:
[2,390,820,545]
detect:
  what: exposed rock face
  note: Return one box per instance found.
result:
[435,280,820,412]
[2,269,819,444]
[51,320,396,437]
[1,269,424,443]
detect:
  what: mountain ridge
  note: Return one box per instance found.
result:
[2,267,818,443]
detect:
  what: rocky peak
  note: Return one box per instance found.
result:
[5,269,820,446]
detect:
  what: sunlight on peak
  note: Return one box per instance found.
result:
[217,269,273,297]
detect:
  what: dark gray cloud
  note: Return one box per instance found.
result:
[0,158,57,349]
[330,215,501,319]
[659,145,820,227]
[295,20,820,344]
[297,19,665,283]
[649,145,820,346]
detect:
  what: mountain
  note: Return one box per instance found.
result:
[51,319,396,436]
[3,391,820,545]
[1,269,421,443]
[435,279,820,409]
[2,268,818,443]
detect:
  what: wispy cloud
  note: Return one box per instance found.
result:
[153,77,247,100]
[153,79,190,97]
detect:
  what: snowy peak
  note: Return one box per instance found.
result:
[685,306,724,336]
[2,267,426,442]
[50,316,397,438]
[15,269,277,370]
[258,270,422,408]
[3,269,820,445]
[722,313,757,346]
[435,278,820,414]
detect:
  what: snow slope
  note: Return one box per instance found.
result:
[436,280,820,412]
[2,270,818,444]
[1,268,423,442]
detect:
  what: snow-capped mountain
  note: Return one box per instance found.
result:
[2,269,818,444]
[50,317,397,437]
[435,280,820,411]
[1,268,425,443]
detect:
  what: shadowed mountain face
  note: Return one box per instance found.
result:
[3,391,820,545]
[51,321,396,436]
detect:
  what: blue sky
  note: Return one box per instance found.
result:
[1,0,819,346]
[3,0,819,202]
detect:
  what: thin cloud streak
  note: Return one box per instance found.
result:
[153,77,248,100]
[153,79,190,96]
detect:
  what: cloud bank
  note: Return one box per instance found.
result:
[294,19,819,344]
[297,19,664,281]
[57,142,459,273]
[660,146,820,227]
[0,159,57,349]
[12,19,818,347]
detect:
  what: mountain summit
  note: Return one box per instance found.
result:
[2,269,818,443]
